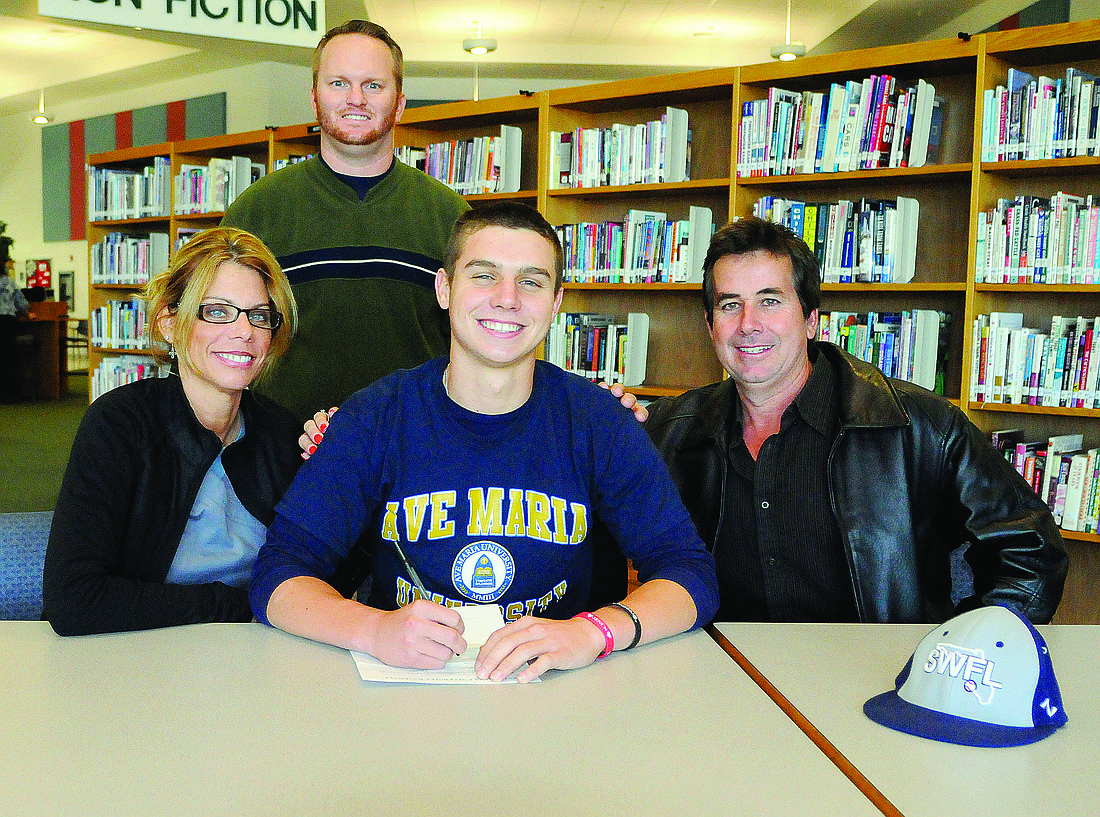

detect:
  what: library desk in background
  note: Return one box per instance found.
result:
[14,300,68,400]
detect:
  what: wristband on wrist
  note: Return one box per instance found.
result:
[609,601,642,650]
[573,611,614,658]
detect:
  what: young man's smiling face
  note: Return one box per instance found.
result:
[436,226,563,372]
[708,250,818,403]
[311,33,406,152]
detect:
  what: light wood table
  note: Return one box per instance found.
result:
[713,622,1099,817]
[1,622,881,817]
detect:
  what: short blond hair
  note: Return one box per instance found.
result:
[144,227,296,384]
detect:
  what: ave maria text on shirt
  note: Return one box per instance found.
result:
[384,487,590,619]
[381,487,589,547]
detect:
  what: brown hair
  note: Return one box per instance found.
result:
[443,202,564,291]
[702,216,821,325]
[312,20,404,94]
[144,227,296,384]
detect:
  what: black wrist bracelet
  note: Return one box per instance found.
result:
[610,601,642,650]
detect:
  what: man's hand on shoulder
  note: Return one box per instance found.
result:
[598,381,648,424]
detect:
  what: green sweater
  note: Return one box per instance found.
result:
[222,157,468,420]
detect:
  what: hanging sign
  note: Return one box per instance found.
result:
[38,0,325,48]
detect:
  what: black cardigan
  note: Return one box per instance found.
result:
[42,375,302,635]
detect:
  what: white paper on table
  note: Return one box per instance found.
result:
[350,603,537,684]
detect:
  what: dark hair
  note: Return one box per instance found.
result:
[313,20,404,93]
[702,216,821,324]
[443,202,564,290]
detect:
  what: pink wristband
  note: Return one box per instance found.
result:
[574,611,614,658]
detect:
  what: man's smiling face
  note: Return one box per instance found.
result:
[311,33,406,150]
[707,250,818,402]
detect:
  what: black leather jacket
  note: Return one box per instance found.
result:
[43,375,302,635]
[645,342,1067,624]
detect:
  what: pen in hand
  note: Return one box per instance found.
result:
[394,541,461,658]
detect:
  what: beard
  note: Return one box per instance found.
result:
[317,101,400,147]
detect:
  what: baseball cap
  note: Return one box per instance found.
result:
[863,605,1067,747]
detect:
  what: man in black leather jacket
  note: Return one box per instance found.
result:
[645,217,1066,624]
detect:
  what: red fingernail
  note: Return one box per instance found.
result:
[307,444,317,455]
[319,422,328,433]
[312,433,322,444]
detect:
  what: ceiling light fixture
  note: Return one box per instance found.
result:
[463,22,497,102]
[770,0,805,61]
[463,21,496,55]
[32,89,53,125]
[463,38,497,55]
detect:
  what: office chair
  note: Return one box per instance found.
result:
[0,511,53,620]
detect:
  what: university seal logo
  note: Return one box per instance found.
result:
[452,541,515,603]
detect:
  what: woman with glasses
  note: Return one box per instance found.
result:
[44,227,302,635]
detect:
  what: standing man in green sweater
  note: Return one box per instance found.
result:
[223,20,469,420]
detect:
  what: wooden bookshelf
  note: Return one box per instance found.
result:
[85,20,1100,621]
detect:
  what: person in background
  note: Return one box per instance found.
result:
[644,216,1067,624]
[0,241,30,404]
[251,203,719,682]
[222,19,469,421]
[43,228,307,635]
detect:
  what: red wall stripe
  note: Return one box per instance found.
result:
[167,100,186,141]
[69,120,86,241]
[115,109,133,150]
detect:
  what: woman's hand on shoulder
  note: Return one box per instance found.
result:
[299,406,338,460]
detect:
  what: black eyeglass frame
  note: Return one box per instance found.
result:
[192,302,283,331]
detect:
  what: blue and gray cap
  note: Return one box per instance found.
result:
[864,604,1067,747]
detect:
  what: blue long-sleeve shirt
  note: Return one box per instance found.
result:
[251,357,719,626]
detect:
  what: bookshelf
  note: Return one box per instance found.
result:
[85,128,296,399]
[397,93,543,204]
[542,68,737,396]
[966,19,1100,624]
[85,22,1100,620]
[735,38,978,402]
[86,142,173,399]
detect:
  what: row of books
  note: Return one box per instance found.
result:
[755,196,919,284]
[397,126,521,195]
[89,298,149,352]
[548,107,690,189]
[543,312,650,387]
[737,77,943,178]
[975,192,1100,284]
[88,157,172,221]
[273,153,313,171]
[175,228,202,252]
[91,356,165,402]
[90,232,169,285]
[969,313,1100,407]
[554,206,712,284]
[981,66,1100,162]
[819,309,949,392]
[174,156,265,215]
[992,431,1099,533]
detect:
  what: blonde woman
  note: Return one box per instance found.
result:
[44,228,301,635]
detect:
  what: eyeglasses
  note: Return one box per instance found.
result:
[195,303,283,330]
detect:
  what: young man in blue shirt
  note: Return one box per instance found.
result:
[251,202,719,682]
